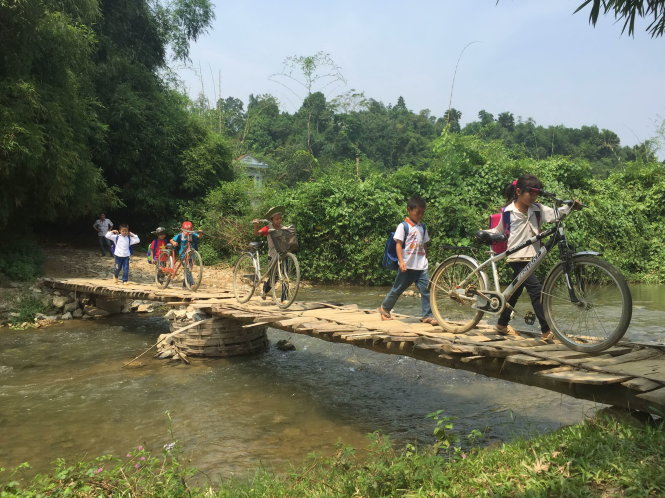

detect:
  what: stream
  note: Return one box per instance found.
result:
[0,284,662,479]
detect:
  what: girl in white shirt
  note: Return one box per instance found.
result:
[484,174,573,340]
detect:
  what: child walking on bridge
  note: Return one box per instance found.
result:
[478,174,579,339]
[106,224,140,284]
[379,196,438,326]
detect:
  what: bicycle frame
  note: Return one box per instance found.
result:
[159,234,196,277]
[447,204,581,315]
[248,245,286,288]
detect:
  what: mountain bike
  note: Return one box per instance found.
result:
[429,193,632,354]
[233,224,300,308]
[154,230,203,290]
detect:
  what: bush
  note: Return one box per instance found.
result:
[0,242,43,281]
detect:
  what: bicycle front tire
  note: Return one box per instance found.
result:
[184,249,203,291]
[233,253,258,303]
[430,257,486,333]
[542,255,632,354]
[270,252,300,309]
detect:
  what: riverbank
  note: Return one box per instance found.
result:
[2,412,662,496]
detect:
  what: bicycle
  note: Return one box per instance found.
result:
[154,230,203,291]
[233,223,301,308]
[429,193,632,354]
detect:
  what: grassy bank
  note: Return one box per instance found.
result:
[2,413,663,497]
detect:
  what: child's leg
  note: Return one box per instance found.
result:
[121,257,130,282]
[522,274,549,333]
[497,262,526,327]
[415,270,433,318]
[381,270,416,313]
[113,256,121,278]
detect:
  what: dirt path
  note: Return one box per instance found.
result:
[42,244,235,291]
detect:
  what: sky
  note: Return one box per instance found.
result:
[175,0,665,151]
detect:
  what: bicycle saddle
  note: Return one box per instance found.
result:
[249,241,262,249]
[475,231,506,245]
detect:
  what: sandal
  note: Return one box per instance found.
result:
[496,325,520,337]
[378,307,392,321]
[541,331,555,343]
[420,317,439,326]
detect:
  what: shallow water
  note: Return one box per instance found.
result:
[0,283,662,480]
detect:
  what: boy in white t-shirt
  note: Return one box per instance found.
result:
[378,196,437,325]
[105,224,140,284]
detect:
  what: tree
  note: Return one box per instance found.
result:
[478,110,495,126]
[497,112,515,132]
[443,108,462,132]
[575,0,665,37]
[0,0,116,228]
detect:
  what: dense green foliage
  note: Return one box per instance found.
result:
[0,242,43,281]
[210,131,664,284]
[0,0,231,229]
[3,415,663,496]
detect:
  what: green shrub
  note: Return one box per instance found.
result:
[0,242,43,281]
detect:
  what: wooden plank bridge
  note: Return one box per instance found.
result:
[44,278,665,415]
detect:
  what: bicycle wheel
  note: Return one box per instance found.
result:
[154,253,170,288]
[159,253,175,289]
[430,257,486,333]
[542,255,632,354]
[233,252,258,303]
[184,249,203,291]
[270,252,300,309]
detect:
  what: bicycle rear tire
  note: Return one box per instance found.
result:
[430,257,486,333]
[156,253,173,289]
[542,255,632,354]
[270,253,300,309]
[184,249,203,291]
[233,253,258,303]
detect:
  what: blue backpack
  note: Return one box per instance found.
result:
[382,221,427,270]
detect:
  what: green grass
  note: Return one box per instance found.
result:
[2,414,663,497]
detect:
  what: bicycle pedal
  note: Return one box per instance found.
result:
[524,312,536,326]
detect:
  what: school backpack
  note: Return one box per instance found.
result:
[488,206,542,254]
[381,221,427,270]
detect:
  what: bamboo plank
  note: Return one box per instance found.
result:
[504,354,560,366]
[621,378,663,392]
[459,355,486,363]
[636,387,665,405]
[536,367,632,385]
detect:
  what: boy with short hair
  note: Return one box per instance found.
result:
[379,196,438,325]
[106,224,140,284]
[170,221,202,287]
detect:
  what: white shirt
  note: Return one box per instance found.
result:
[394,219,430,270]
[105,232,140,257]
[488,202,570,261]
[94,218,113,236]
